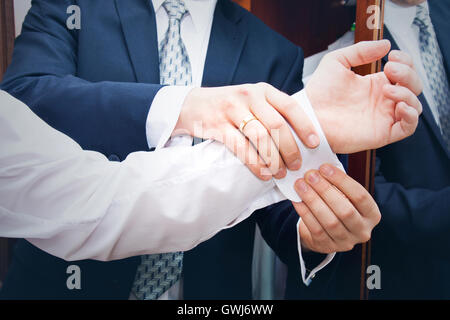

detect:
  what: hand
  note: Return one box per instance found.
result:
[293,164,381,254]
[306,40,423,154]
[174,83,320,180]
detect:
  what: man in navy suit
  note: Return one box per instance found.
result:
[368,0,450,299]
[0,0,422,299]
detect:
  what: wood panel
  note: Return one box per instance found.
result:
[0,0,15,287]
[251,0,355,57]
[0,0,15,81]
[353,0,385,300]
[233,0,251,11]
[340,0,385,300]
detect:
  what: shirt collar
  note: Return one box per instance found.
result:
[152,0,217,33]
[385,1,429,35]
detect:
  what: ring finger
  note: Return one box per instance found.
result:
[250,100,302,171]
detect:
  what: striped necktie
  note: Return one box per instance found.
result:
[414,3,450,151]
[131,0,192,300]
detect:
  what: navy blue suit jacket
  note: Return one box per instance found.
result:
[0,0,339,299]
[369,0,450,299]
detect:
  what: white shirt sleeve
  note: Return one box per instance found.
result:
[0,89,337,285]
[0,90,283,262]
[146,88,340,285]
[275,90,341,285]
[145,86,194,149]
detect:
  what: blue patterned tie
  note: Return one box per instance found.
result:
[132,0,191,300]
[159,0,192,86]
[414,4,450,151]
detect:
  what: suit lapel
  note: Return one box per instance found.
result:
[202,0,248,87]
[419,94,450,159]
[429,0,450,81]
[429,0,450,158]
[382,28,400,61]
[114,0,160,84]
[384,27,450,159]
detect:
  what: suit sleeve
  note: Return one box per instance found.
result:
[374,158,450,251]
[0,0,163,159]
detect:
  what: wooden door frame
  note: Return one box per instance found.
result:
[0,0,15,81]
[351,0,386,300]
[0,0,15,286]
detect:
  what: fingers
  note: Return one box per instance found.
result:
[383,83,421,142]
[388,50,415,70]
[293,165,381,254]
[223,126,271,181]
[295,203,337,254]
[304,169,367,237]
[294,177,352,245]
[226,94,286,179]
[241,117,286,179]
[318,164,381,226]
[330,40,391,69]
[384,61,423,96]
[250,97,303,171]
[263,83,320,150]
[383,84,423,115]
[390,102,420,143]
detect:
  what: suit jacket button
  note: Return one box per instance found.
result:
[108,154,121,162]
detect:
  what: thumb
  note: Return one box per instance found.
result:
[331,40,391,69]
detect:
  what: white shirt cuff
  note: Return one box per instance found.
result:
[274,89,344,202]
[274,89,341,286]
[145,86,194,150]
[296,218,336,286]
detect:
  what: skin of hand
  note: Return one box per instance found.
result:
[174,83,320,181]
[306,40,423,154]
[293,164,381,254]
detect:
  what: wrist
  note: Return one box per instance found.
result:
[172,87,199,138]
[305,85,337,153]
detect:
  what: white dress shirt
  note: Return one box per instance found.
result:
[0,90,284,261]
[0,84,338,292]
[384,1,441,129]
[143,0,338,298]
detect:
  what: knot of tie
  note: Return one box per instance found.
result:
[162,0,188,22]
[413,4,432,33]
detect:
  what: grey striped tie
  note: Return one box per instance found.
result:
[131,0,191,300]
[414,4,450,151]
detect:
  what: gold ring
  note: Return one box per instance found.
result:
[239,115,258,133]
